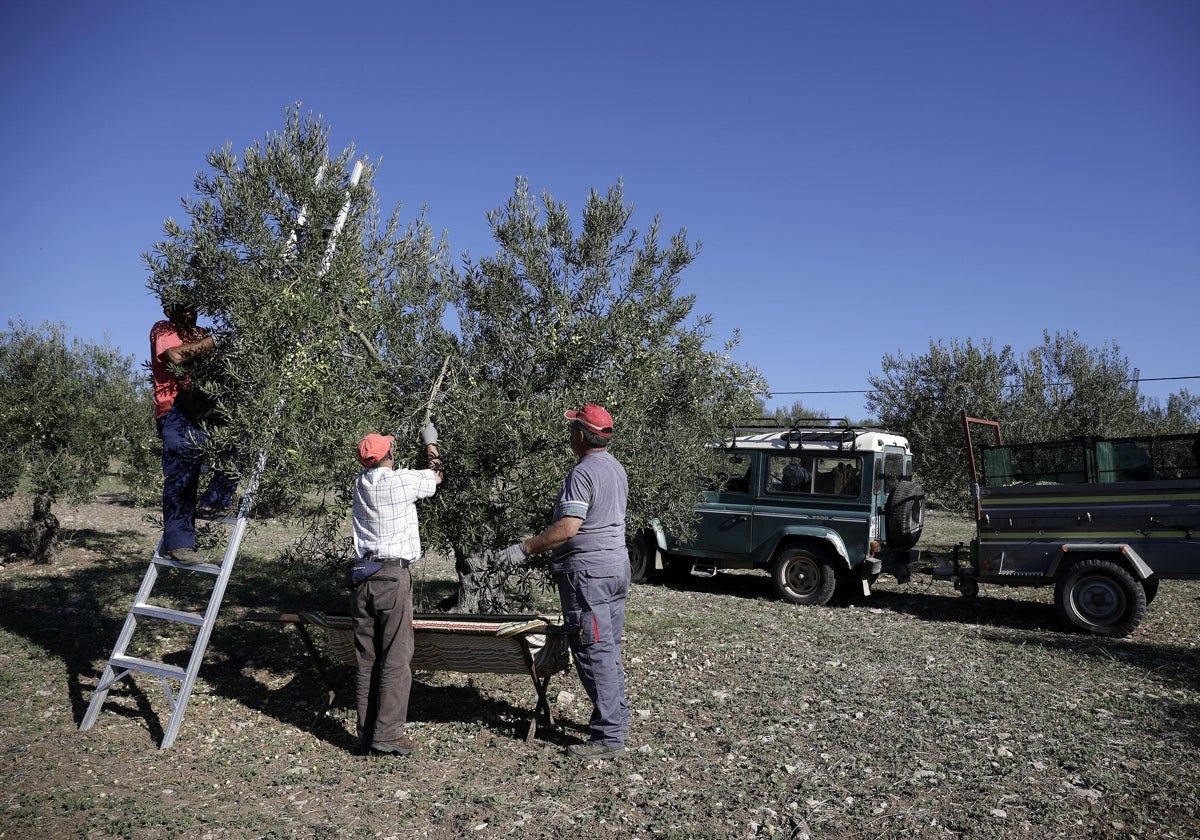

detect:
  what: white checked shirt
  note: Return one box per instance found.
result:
[352,466,438,562]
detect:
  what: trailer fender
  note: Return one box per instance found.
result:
[1056,543,1154,581]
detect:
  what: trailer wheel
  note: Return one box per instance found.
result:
[627,531,656,584]
[1055,558,1147,637]
[885,481,925,549]
[771,547,836,606]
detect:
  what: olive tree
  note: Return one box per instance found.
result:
[144,106,455,553]
[420,179,765,610]
[867,330,1178,513]
[1006,330,1144,442]
[1144,389,1200,434]
[0,320,145,562]
[143,113,763,610]
[867,338,1016,512]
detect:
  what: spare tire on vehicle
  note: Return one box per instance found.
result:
[885,481,924,549]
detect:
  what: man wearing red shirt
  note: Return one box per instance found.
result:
[149,302,236,565]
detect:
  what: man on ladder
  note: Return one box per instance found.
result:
[149,294,237,565]
[82,158,363,749]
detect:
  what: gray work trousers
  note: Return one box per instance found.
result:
[352,569,413,745]
[556,564,632,747]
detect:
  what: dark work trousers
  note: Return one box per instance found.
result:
[157,404,237,552]
[556,564,632,747]
[352,570,414,746]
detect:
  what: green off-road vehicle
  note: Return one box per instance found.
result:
[629,422,925,605]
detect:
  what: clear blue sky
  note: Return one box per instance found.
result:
[2,1,1197,422]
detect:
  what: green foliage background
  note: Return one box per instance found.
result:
[868,330,1200,513]
[0,319,147,560]
[143,108,764,583]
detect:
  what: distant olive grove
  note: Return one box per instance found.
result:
[866,331,1200,513]
[6,315,1195,564]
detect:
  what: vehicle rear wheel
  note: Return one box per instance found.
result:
[885,481,925,549]
[627,531,656,584]
[771,547,836,606]
[1054,557,1147,637]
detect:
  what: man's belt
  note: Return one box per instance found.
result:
[369,557,413,568]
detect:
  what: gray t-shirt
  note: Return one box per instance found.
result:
[550,450,629,574]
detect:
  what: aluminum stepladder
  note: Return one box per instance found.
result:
[78,465,261,749]
[79,159,364,749]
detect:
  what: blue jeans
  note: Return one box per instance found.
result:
[157,405,236,552]
[557,564,632,747]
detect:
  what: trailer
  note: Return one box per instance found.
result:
[933,415,1200,636]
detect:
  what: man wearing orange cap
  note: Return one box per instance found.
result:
[349,423,442,756]
[494,404,631,760]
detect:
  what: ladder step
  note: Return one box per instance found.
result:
[132,603,204,626]
[151,555,223,574]
[110,654,187,681]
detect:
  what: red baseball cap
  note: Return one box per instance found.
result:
[357,433,394,466]
[565,404,614,438]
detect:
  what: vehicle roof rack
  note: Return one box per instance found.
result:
[725,418,894,451]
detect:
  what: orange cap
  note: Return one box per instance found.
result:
[356,433,394,467]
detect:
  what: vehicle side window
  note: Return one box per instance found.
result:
[766,455,813,494]
[815,457,862,496]
[702,452,751,494]
[766,455,862,497]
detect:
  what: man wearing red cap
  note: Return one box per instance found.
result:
[349,423,442,756]
[495,404,632,760]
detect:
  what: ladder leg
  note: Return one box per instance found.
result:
[159,516,246,749]
[79,663,120,730]
[79,561,161,731]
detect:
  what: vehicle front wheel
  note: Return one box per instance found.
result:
[1054,557,1147,637]
[627,531,656,584]
[771,547,836,606]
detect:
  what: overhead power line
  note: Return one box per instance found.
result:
[770,375,1200,398]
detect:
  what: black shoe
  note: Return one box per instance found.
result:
[371,736,418,756]
[567,742,626,760]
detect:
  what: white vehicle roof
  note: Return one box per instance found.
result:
[721,426,912,455]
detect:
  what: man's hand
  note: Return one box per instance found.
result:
[420,422,439,446]
[491,542,528,569]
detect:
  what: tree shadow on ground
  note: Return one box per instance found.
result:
[643,566,1200,678]
[0,522,146,564]
[649,564,1062,630]
[0,550,559,752]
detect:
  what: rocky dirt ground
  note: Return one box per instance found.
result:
[1,495,1199,839]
